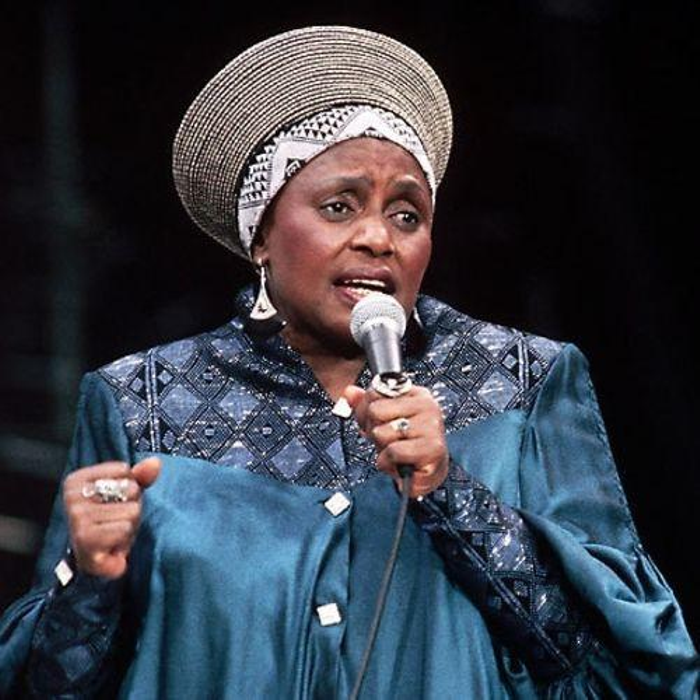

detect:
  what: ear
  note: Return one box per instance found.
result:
[251,249,267,269]
[249,226,265,260]
[250,191,280,263]
[251,219,274,265]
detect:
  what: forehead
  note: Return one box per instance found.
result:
[288,137,431,191]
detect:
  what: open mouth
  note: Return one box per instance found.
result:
[335,278,394,297]
[333,269,396,300]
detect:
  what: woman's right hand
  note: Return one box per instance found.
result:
[62,457,161,579]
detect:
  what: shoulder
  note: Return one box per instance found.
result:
[415,295,569,418]
[98,320,244,388]
[417,294,565,358]
[97,287,256,393]
[93,319,246,452]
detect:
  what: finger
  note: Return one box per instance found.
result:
[71,519,138,556]
[380,456,447,499]
[64,462,131,491]
[387,465,441,499]
[342,385,366,409]
[76,548,129,580]
[68,500,141,525]
[132,457,161,489]
[398,475,438,499]
[342,385,395,414]
[64,477,141,504]
[342,385,370,431]
[370,414,437,450]
[376,438,446,476]
[365,387,437,425]
[377,454,440,484]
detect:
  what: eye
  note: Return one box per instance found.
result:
[395,211,419,225]
[390,209,421,231]
[319,200,353,220]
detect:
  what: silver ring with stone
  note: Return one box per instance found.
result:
[82,478,130,503]
[390,417,411,439]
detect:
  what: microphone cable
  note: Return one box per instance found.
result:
[348,465,414,700]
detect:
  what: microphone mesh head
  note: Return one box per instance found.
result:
[350,293,407,344]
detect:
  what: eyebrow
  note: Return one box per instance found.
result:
[317,175,430,202]
[317,175,373,191]
[390,178,430,201]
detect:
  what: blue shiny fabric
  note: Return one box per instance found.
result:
[0,292,697,698]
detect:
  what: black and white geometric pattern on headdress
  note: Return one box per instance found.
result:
[236,104,436,258]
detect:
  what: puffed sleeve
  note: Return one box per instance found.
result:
[514,343,698,695]
[0,372,133,698]
[411,343,698,697]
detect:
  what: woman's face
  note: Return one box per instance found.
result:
[253,137,433,355]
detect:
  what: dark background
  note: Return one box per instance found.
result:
[1,0,698,645]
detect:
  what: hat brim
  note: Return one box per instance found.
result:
[172,25,453,258]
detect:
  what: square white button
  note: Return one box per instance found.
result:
[54,558,74,587]
[331,397,352,418]
[316,603,342,626]
[324,492,351,517]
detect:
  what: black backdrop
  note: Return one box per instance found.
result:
[1,1,698,645]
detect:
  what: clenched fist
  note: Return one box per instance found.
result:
[62,457,161,579]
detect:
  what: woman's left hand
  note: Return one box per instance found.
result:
[343,384,449,499]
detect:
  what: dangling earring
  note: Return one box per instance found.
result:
[250,263,276,320]
[245,261,286,337]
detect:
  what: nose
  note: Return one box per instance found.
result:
[349,215,394,257]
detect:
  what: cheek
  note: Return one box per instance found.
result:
[266,218,336,286]
[406,235,432,285]
[284,233,336,273]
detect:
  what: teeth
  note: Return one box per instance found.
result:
[346,279,387,290]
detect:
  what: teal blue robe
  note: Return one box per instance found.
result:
[1,293,697,697]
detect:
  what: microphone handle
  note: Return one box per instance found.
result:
[363,324,403,377]
[397,464,414,477]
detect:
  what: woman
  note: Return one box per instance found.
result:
[1,25,697,698]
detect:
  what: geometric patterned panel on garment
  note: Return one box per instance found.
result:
[98,288,564,491]
[411,462,593,679]
[99,312,375,491]
[406,296,563,431]
[97,286,594,681]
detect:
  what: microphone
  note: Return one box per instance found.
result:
[347,295,416,700]
[350,293,412,397]
[350,292,406,377]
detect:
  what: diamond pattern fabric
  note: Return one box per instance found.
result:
[99,287,561,485]
[95,285,594,677]
[10,288,696,696]
[410,461,593,679]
